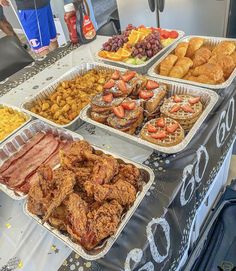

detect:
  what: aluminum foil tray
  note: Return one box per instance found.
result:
[23,149,155,260]
[148,35,236,90]
[80,77,219,154]
[0,120,83,200]
[21,63,120,131]
[0,103,31,145]
[96,29,185,74]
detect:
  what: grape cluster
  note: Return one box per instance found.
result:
[131,31,163,59]
[102,35,127,52]
[122,24,137,38]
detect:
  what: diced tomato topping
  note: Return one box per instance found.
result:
[166,123,179,133]
[104,79,115,89]
[156,117,165,127]
[173,95,182,103]
[111,70,120,80]
[103,93,113,103]
[181,104,194,113]
[189,96,201,105]
[151,131,167,139]
[121,71,136,82]
[146,80,159,90]
[170,104,181,113]
[147,124,157,133]
[139,90,154,100]
[169,31,179,39]
[117,80,128,93]
[113,105,125,118]
[122,101,136,110]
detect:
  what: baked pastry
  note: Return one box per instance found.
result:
[107,100,143,135]
[212,41,235,56]
[175,42,189,58]
[169,57,193,78]
[186,37,205,57]
[231,51,236,65]
[159,54,178,76]
[90,93,124,123]
[192,63,224,82]
[160,94,203,131]
[140,117,184,147]
[192,47,212,68]
[185,75,216,85]
[209,54,235,78]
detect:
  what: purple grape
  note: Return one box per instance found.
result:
[147,50,153,58]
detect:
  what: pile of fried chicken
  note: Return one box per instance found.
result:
[27,140,142,251]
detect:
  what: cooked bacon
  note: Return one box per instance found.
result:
[1,134,60,188]
[0,132,45,174]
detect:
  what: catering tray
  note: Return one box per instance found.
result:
[96,29,185,74]
[23,149,155,260]
[0,103,31,145]
[21,64,116,131]
[81,79,219,154]
[148,35,236,90]
[0,120,83,200]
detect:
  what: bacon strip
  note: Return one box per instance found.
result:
[0,132,46,174]
[1,134,60,188]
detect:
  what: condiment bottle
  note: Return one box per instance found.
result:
[73,0,96,44]
[64,3,79,44]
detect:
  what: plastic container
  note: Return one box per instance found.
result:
[73,0,96,44]
[64,3,79,44]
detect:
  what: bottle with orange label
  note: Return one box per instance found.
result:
[73,0,96,44]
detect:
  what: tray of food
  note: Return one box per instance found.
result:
[0,103,31,145]
[96,24,184,74]
[148,35,236,90]
[0,120,83,200]
[80,65,218,153]
[23,140,154,260]
[21,65,114,130]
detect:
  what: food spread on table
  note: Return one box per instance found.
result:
[155,38,236,84]
[0,105,28,141]
[27,140,144,251]
[0,132,72,194]
[29,69,112,125]
[88,69,204,147]
[98,24,179,65]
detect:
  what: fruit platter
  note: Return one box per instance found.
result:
[97,24,184,73]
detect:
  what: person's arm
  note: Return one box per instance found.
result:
[0,0,9,7]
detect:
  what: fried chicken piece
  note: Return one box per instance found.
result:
[83,151,119,184]
[60,140,93,169]
[48,204,68,231]
[85,200,123,250]
[43,168,76,222]
[84,179,136,206]
[28,166,55,216]
[65,193,123,251]
[113,164,140,189]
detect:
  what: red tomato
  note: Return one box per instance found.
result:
[151,131,167,139]
[103,93,113,103]
[139,90,154,100]
[104,79,115,89]
[147,124,157,133]
[146,80,159,90]
[122,101,136,110]
[113,106,125,118]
